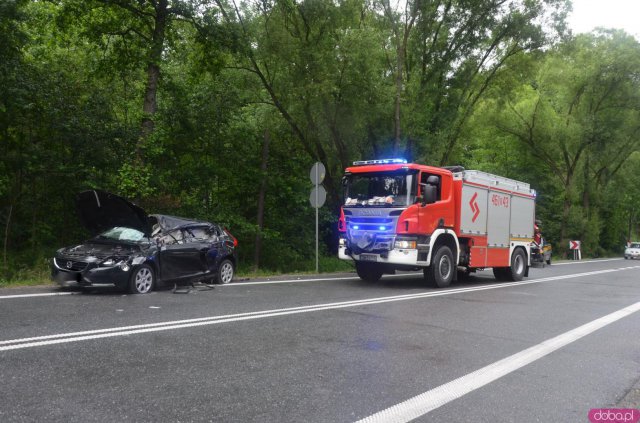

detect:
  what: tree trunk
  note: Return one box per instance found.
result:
[404,138,414,162]
[139,0,169,159]
[392,43,403,155]
[253,130,270,271]
[368,125,380,158]
[628,207,636,244]
[140,62,160,144]
[3,204,12,270]
[392,18,414,156]
[560,194,571,258]
[388,0,417,156]
[580,153,590,245]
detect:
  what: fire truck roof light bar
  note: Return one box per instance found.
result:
[352,158,408,166]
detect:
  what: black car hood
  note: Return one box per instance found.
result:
[77,190,151,236]
[58,241,147,260]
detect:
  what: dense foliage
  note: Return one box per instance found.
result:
[2,0,640,281]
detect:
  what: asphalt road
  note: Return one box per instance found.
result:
[1,258,639,422]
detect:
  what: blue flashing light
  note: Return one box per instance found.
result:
[379,226,387,231]
[353,225,360,230]
[353,158,408,166]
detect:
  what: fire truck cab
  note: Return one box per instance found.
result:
[338,159,536,287]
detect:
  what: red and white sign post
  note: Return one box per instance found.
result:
[569,240,581,260]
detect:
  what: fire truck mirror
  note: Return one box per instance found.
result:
[426,185,437,204]
[420,184,437,206]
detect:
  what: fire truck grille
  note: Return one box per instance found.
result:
[345,214,399,253]
[345,217,395,233]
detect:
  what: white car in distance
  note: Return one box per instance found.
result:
[624,242,640,260]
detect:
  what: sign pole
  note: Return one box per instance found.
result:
[309,162,326,275]
[569,240,582,261]
[315,166,319,274]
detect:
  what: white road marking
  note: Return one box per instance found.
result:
[0,274,420,299]
[1,265,638,352]
[227,272,422,286]
[224,258,624,286]
[0,258,624,298]
[0,292,76,299]
[355,300,640,423]
[551,258,623,266]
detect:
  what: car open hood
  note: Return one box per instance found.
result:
[77,190,151,236]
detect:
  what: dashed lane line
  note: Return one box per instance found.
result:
[1,265,638,352]
[0,292,77,300]
[355,299,640,423]
[0,258,626,298]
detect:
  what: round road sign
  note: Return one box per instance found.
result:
[310,185,327,208]
[310,162,326,185]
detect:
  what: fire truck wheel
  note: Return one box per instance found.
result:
[492,267,508,281]
[424,246,454,288]
[457,268,471,281]
[506,249,527,281]
[355,262,383,282]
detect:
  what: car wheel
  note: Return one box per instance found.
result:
[217,259,234,284]
[546,256,552,265]
[424,246,454,288]
[506,248,527,281]
[355,262,383,282]
[129,264,155,294]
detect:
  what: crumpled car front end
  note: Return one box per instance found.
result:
[51,244,148,289]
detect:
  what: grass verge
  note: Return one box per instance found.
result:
[1,256,356,288]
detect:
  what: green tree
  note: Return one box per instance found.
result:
[377,0,571,163]
[212,0,391,208]
[479,31,640,255]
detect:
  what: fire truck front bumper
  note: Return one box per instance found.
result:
[339,245,421,266]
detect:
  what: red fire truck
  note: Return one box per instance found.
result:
[338,159,536,287]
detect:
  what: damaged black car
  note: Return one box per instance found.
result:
[51,190,238,293]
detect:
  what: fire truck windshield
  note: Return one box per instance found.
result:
[344,172,416,207]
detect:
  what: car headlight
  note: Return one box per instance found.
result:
[394,240,417,249]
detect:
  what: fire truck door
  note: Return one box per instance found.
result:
[418,173,450,234]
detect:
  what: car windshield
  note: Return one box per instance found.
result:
[630,243,640,249]
[98,227,148,243]
[344,171,416,207]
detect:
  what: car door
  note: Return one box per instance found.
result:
[158,229,207,282]
[189,225,223,273]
